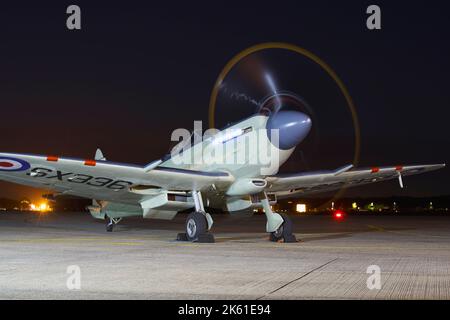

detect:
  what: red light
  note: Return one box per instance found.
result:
[84,160,96,166]
[333,210,345,220]
[47,156,59,162]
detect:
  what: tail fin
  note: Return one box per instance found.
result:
[95,148,106,161]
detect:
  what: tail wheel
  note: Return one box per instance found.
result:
[106,215,114,232]
[106,222,114,232]
[185,212,208,241]
[105,215,122,232]
[270,214,294,242]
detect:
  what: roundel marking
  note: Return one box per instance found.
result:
[0,157,31,171]
[0,162,14,168]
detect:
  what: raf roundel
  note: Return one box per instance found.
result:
[0,157,31,172]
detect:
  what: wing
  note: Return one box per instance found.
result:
[0,153,234,204]
[266,163,445,198]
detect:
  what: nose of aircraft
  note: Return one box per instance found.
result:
[266,110,312,149]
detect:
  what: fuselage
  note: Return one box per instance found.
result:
[160,112,312,179]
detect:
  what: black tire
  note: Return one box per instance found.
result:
[185,212,208,241]
[176,233,189,241]
[270,214,294,242]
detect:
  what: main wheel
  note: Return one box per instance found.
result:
[185,212,208,241]
[270,214,295,242]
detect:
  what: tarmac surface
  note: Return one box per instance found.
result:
[1,211,450,299]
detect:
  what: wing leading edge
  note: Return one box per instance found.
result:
[266,164,445,198]
[0,152,234,204]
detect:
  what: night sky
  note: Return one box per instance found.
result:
[0,1,449,202]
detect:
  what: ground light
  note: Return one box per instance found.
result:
[296,203,306,213]
[29,202,51,213]
[333,210,345,221]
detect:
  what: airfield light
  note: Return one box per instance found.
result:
[333,210,344,220]
[296,204,306,213]
[352,202,357,209]
[29,202,51,212]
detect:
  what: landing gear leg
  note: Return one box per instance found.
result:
[105,216,122,232]
[260,193,297,243]
[177,191,215,243]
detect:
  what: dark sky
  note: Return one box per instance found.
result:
[0,1,449,202]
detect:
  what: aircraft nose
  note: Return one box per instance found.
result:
[266,110,312,149]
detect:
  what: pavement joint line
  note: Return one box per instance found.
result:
[385,230,450,239]
[365,225,450,239]
[367,225,386,232]
[0,236,165,242]
[2,238,450,250]
[257,257,339,299]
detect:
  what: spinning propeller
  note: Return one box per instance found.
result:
[213,51,352,171]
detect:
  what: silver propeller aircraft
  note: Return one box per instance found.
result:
[0,105,445,242]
